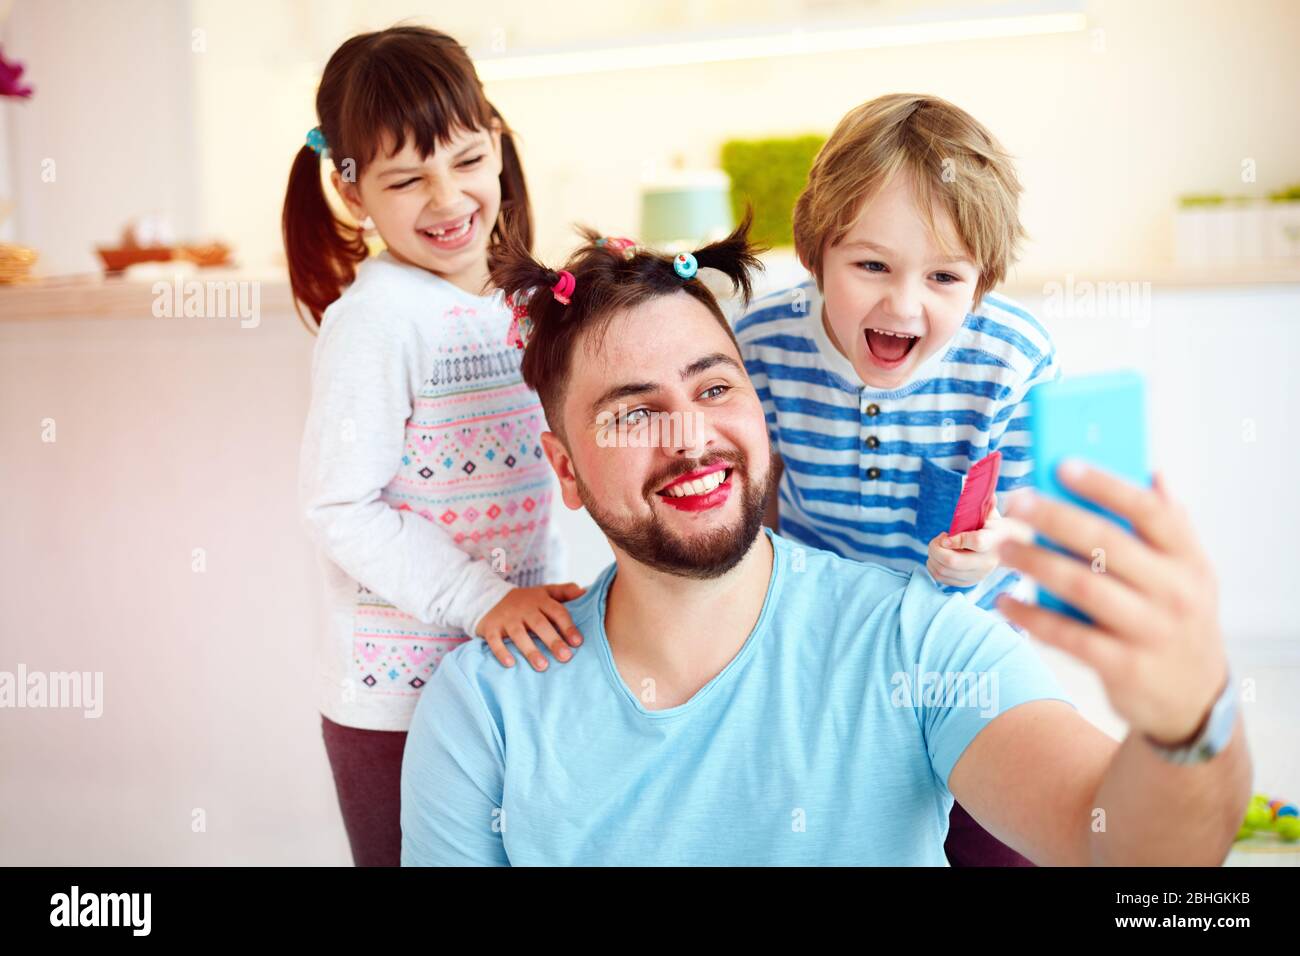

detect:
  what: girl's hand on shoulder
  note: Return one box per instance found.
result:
[476,583,587,671]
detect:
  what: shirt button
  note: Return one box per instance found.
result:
[866,467,881,480]
[865,403,880,417]
[865,435,879,449]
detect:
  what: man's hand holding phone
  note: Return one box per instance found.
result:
[996,460,1229,748]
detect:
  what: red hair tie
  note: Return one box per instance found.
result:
[551,270,576,305]
[596,236,637,260]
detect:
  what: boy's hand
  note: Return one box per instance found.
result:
[926,507,1015,588]
[476,583,587,671]
[995,461,1228,746]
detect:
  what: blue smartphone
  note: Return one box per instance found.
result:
[1028,370,1151,623]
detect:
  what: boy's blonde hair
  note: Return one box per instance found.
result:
[793,93,1025,303]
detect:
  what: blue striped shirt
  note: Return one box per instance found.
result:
[735,278,1060,609]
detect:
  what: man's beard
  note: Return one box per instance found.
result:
[574,449,772,580]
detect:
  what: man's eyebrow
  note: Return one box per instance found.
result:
[589,380,659,416]
[589,352,743,417]
[681,352,742,379]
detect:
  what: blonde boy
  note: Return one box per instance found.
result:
[735,95,1060,866]
[737,93,1058,610]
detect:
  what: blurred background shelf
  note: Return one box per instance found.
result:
[4,0,1300,279]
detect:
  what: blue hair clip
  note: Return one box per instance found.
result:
[673,252,698,279]
[306,127,328,155]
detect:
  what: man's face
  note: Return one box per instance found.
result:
[542,291,774,578]
[818,171,980,390]
[333,124,503,294]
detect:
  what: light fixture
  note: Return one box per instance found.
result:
[473,10,1088,82]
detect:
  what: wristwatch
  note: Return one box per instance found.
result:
[1144,671,1238,765]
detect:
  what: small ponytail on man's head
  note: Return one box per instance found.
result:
[491,206,767,441]
[690,206,765,309]
[489,205,562,316]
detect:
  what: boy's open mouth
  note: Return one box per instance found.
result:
[864,327,920,366]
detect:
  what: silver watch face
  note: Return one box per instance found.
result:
[1203,677,1239,752]
[1157,678,1236,764]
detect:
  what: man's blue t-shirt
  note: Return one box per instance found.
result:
[400,528,1072,865]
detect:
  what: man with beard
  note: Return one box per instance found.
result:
[399,219,1249,866]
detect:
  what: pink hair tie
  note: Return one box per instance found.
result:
[551,270,576,305]
[596,236,637,260]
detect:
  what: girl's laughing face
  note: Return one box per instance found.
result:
[334,123,503,295]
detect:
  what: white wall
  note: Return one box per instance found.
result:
[6,1,1300,278]
[180,0,1300,274]
[2,0,198,275]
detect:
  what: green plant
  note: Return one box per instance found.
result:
[720,134,825,249]
[1178,183,1300,207]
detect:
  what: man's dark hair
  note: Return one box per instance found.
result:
[490,209,765,440]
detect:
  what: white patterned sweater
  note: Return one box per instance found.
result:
[299,251,563,731]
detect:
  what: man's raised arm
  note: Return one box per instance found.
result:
[950,461,1251,865]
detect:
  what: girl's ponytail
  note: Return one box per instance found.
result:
[282,144,367,329]
[492,110,533,256]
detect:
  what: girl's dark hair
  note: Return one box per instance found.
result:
[490,208,765,439]
[283,25,532,328]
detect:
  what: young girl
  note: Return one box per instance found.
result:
[286,25,584,867]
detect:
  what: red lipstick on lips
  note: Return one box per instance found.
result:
[655,463,734,512]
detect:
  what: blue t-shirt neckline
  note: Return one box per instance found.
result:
[592,526,787,720]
